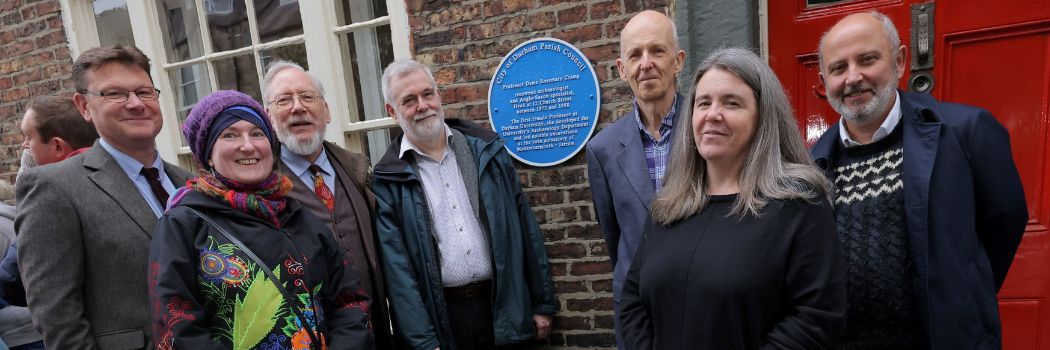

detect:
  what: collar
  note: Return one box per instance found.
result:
[281,145,333,178]
[839,90,902,147]
[399,124,454,161]
[98,138,164,178]
[633,94,679,136]
[63,147,91,160]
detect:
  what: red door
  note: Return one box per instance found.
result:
[769,1,1050,349]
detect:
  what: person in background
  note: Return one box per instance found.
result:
[373,59,557,350]
[0,180,42,350]
[148,90,373,349]
[19,95,99,166]
[811,11,1027,348]
[262,60,393,349]
[620,47,846,349]
[15,44,192,349]
[584,10,685,347]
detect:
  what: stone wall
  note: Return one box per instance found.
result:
[403,0,671,347]
[0,0,72,182]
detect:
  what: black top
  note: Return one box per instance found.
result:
[621,194,846,349]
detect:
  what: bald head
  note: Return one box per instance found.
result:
[617,10,685,104]
[818,11,901,70]
[620,10,680,60]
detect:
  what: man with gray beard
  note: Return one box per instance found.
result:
[810,11,1027,349]
[262,61,393,349]
[372,59,556,350]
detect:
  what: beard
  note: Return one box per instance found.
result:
[275,113,326,157]
[828,76,897,127]
[398,108,446,142]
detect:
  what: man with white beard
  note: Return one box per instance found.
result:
[809,11,1027,349]
[261,61,393,350]
[372,59,557,350]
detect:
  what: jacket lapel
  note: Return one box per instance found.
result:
[324,144,379,266]
[83,144,158,238]
[615,111,656,210]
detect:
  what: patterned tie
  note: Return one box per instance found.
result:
[309,164,335,212]
[140,167,169,209]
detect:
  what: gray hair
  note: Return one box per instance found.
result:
[381,59,437,105]
[818,11,902,72]
[650,47,830,225]
[261,60,326,104]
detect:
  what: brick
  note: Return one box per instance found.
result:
[527,189,564,206]
[28,79,60,95]
[594,314,614,329]
[553,315,590,330]
[545,206,578,223]
[468,22,498,41]
[1,87,29,103]
[0,0,17,12]
[549,262,567,277]
[499,14,526,35]
[566,296,613,312]
[433,67,456,85]
[46,13,62,29]
[591,0,622,20]
[13,67,41,85]
[440,84,486,104]
[565,333,616,347]
[565,224,603,240]
[420,0,449,12]
[568,187,591,202]
[36,30,65,48]
[606,17,630,38]
[0,29,14,45]
[0,77,12,90]
[571,260,611,275]
[21,5,36,21]
[17,19,47,37]
[404,0,423,12]
[503,0,533,13]
[417,29,454,47]
[554,280,587,294]
[0,59,23,75]
[557,5,587,26]
[589,241,606,256]
[482,1,503,17]
[592,279,613,292]
[552,24,602,44]
[23,50,53,67]
[581,43,618,62]
[3,12,22,26]
[34,1,60,15]
[546,241,586,259]
[530,11,557,31]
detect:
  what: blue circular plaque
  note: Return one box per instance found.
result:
[488,38,600,167]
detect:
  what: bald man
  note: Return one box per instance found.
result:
[810,11,1026,348]
[584,9,685,348]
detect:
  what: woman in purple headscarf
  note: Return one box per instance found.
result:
[147,90,374,350]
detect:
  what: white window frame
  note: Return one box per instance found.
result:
[59,0,412,166]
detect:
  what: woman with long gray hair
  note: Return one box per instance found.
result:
[619,47,846,349]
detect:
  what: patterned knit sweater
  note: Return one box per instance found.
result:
[832,125,925,349]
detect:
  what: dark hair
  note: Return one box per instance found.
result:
[28,95,99,149]
[72,44,152,92]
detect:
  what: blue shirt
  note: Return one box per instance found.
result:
[281,147,336,193]
[98,138,177,218]
[633,94,680,192]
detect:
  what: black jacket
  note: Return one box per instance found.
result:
[149,189,374,349]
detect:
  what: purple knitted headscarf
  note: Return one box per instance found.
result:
[182,90,277,171]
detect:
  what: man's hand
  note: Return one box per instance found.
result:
[533,314,552,339]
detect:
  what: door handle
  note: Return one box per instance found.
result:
[910,2,935,93]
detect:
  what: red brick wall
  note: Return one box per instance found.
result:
[404,0,671,347]
[0,0,73,182]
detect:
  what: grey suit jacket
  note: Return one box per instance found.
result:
[15,143,191,350]
[584,99,682,302]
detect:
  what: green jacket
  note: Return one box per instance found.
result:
[372,118,557,350]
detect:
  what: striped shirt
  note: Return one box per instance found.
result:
[634,95,680,192]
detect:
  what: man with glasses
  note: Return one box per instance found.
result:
[262,61,393,349]
[15,44,191,349]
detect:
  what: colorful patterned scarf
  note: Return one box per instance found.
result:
[183,171,294,227]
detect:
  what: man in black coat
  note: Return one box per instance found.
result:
[810,11,1028,349]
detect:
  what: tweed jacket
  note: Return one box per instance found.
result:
[15,142,191,350]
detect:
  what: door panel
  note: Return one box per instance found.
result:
[769,0,1050,348]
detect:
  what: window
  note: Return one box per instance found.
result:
[59,0,412,167]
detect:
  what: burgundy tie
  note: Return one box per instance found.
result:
[141,167,169,209]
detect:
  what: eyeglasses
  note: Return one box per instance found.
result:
[80,88,161,103]
[270,92,322,109]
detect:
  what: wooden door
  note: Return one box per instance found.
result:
[769,1,1050,349]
